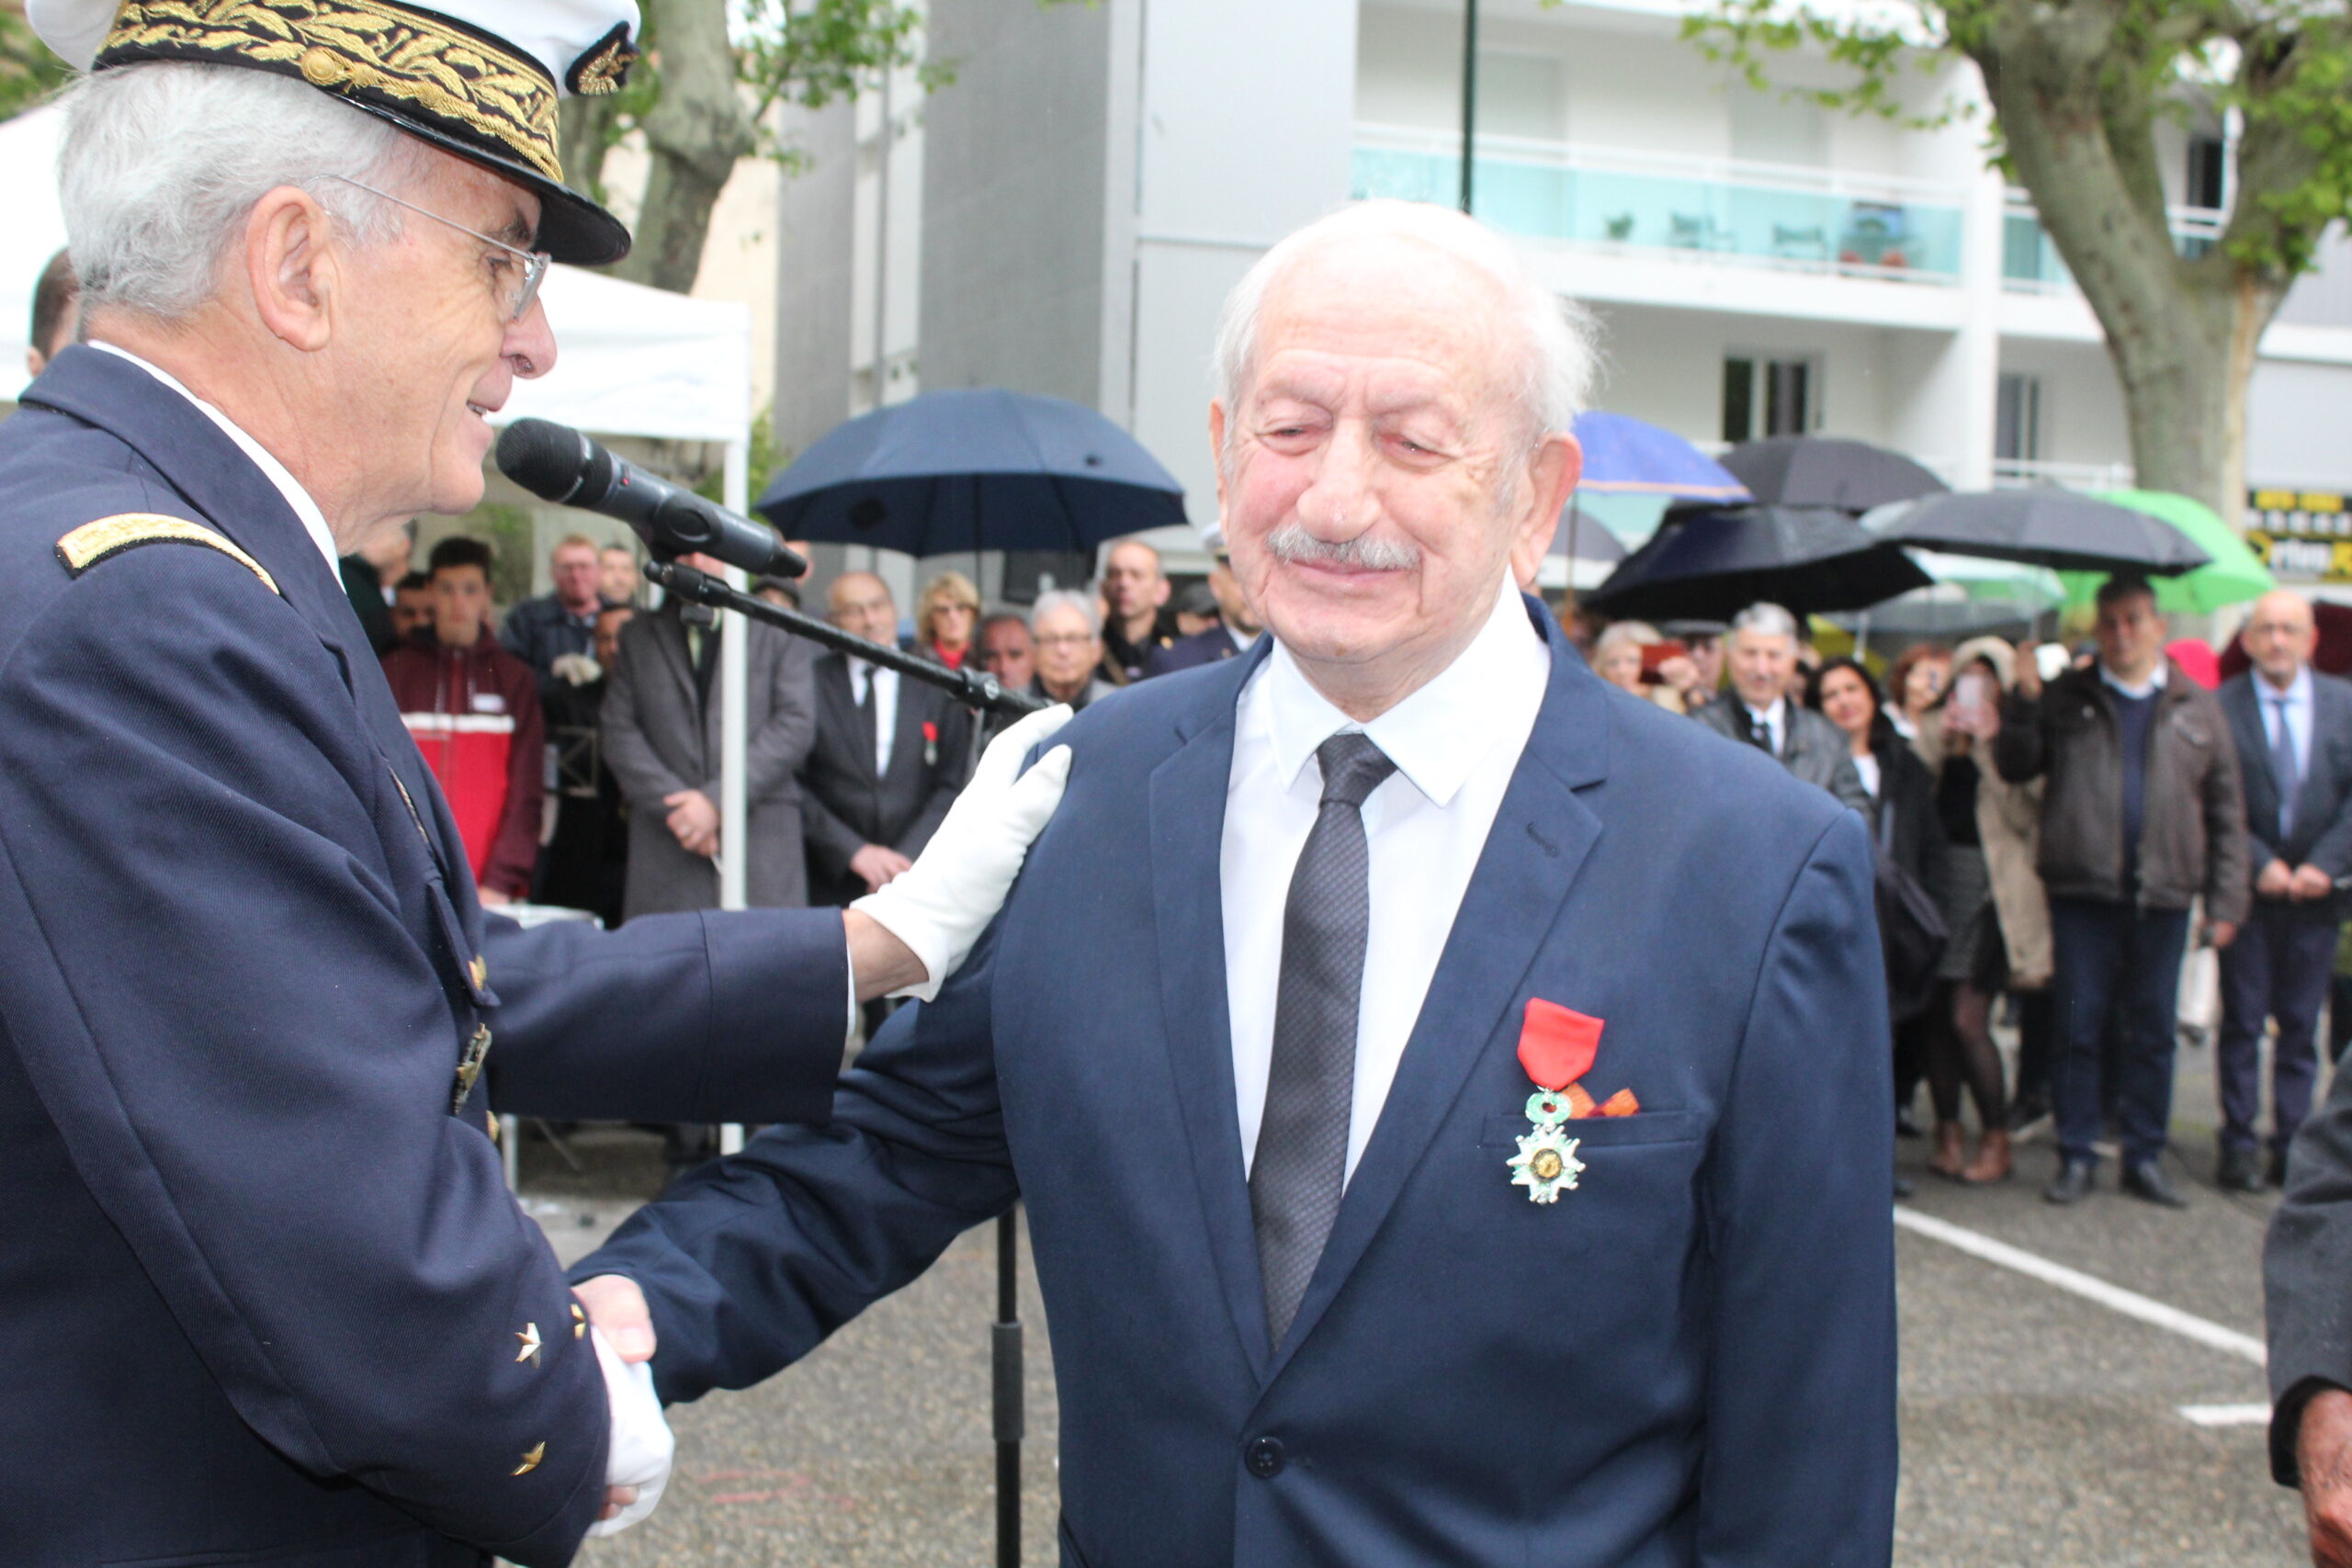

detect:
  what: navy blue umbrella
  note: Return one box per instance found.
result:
[755,389,1187,554]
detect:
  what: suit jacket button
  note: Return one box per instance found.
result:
[1244,1436,1285,1479]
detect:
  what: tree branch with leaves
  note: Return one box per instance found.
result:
[560,0,948,295]
[1685,0,2352,518]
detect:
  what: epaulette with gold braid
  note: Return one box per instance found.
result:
[54,514,281,596]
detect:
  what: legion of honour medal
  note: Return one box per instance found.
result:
[1506,998,1640,1204]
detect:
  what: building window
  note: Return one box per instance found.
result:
[1723,355,1815,444]
[1996,372,2042,463]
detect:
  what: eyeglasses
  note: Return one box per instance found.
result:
[1035,632,1096,649]
[322,174,550,321]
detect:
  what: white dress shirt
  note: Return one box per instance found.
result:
[1223,577,1550,1183]
[849,660,900,775]
[2259,664,2314,783]
[1851,750,1882,800]
[92,342,342,577]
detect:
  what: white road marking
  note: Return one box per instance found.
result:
[1892,1207,2267,1366]
[2178,1403,2272,1427]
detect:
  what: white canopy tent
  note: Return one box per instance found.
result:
[0,102,762,935]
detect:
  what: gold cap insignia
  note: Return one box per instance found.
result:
[514,1440,546,1476]
[567,23,638,96]
[99,3,565,183]
[515,1322,542,1363]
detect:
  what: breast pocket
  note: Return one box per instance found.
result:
[1449,1110,1707,1252]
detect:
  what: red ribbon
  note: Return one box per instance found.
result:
[1518,998,1602,1091]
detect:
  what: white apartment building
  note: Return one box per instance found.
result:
[772,0,2352,600]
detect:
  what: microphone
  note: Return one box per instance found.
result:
[495,418,807,581]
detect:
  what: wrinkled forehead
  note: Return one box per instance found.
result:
[1247,237,1519,411]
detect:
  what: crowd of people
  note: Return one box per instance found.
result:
[344,509,2346,1214]
[341,525,1259,957]
[1585,581,2346,1207]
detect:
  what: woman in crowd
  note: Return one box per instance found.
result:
[1911,637,2053,1183]
[1808,656,1941,1193]
[914,570,982,670]
[1591,620,1689,714]
[1886,642,1952,740]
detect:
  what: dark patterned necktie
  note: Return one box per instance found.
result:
[1250,731,1397,1347]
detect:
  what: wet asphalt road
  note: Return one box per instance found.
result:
[533,1030,2313,1567]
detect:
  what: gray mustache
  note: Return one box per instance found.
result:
[1263,522,1420,571]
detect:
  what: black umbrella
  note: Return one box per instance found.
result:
[756,389,1186,553]
[1720,436,1950,513]
[1587,504,1932,622]
[1867,491,2211,576]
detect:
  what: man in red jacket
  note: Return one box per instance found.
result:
[381,536,544,904]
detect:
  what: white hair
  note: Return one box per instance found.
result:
[1031,589,1101,637]
[1593,620,1661,661]
[1212,199,1599,464]
[1730,603,1801,644]
[58,62,428,321]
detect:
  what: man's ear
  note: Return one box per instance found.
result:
[1207,400,1231,539]
[244,185,339,354]
[1509,431,1582,589]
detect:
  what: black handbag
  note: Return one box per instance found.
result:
[1874,795,1947,1022]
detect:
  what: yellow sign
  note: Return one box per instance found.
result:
[2245,489,2352,582]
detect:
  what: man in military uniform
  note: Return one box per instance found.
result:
[0,5,1069,1566]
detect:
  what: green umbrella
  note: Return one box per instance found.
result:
[2058,490,2273,612]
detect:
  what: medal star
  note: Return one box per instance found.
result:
[1507,1127,1585,1204]
[515,1322,542,1363]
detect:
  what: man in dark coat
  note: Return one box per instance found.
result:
[1998,576,2248,1208]
[0,11,1067,1566]
[1144,535,1266,678]
[599,556,820,918]
[1690,601,1871,814]
[800,571,973,909]
[2217,591,2352,1190]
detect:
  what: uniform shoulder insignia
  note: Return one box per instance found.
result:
[55,513,281,596]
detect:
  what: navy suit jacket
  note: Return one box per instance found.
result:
[2220,669,2352,920]
[582,600,1897,1565]
[0,349,850,1568]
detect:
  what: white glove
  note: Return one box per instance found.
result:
[583,1325,673,1537]
[853,705,1074,1001]
[550,652,603,687]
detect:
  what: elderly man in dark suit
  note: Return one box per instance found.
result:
[601,551,820,919]
[2218,591,2352,1190]
[801,570,974,909]
[571,199,1894,1564]
[1690,602,1871,813]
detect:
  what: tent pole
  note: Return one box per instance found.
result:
[718,436,751,1157]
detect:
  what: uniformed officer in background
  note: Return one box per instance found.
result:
[0,4,1070,1565]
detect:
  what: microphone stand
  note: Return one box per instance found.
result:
[644,560,1046,717]
[645,558,1035,1565]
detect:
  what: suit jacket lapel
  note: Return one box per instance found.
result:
[2224,682,2278,829]
[1149,640,1278,1380]
[1263,604,1611,1380]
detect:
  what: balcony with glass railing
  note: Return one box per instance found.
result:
[1352,124,1968,283]
[2001,199,2226,293]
